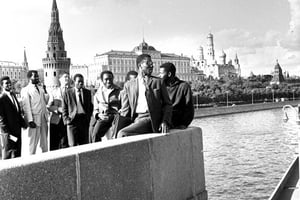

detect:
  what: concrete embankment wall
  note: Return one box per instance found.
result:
[0,127,207,200]
[194,100,300,118]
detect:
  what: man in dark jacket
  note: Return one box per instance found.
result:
[62,74,93,146]
[0,76,27,159]
[118,54,172,137]
[159,62,194,129]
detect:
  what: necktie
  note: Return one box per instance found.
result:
[35,85,40,94]
[10,92,18,111]
[78,89,83,106]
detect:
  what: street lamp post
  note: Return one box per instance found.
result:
[226,91,229,107]
[251,90,254,104]
[293,90,295,101]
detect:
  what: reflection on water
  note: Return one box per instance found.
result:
[192,108,299,200]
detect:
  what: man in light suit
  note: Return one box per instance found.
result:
[0,76,27,159]
[62,74,93,146]
[118,54,172,137]
[21,70,49,155]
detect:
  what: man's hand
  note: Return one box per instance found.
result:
[28,121,37,128]
[159,122,169,134]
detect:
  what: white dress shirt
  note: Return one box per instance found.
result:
[135,76,148,114]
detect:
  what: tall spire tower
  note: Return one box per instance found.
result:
[206,32,215,65]
[42,0,70,89]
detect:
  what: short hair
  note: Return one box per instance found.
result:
[73,73,84,81]
[0,76,10,86]
[126,70,138,81]
[100,70,114,80]
[136,54,151,69]
[160,62,176,76]
[27,70,38,79]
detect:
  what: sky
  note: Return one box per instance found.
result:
[0,0,299,77]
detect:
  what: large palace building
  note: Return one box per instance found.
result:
[87,39,199,86]
[191,32,241,79]
[42,0,70,90]
[0,49,28,86]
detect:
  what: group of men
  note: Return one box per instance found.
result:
[0,53,194,160]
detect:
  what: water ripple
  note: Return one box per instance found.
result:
[192,109,298,200]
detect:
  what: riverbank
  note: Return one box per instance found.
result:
[194,100,300,118]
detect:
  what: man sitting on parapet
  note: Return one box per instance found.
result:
[159,62,194,129]
[90,70,121,142]
[117,54,172,137]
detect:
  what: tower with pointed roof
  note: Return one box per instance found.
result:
[21,48,29,85]
[270,60,284,84]
[42,0,70,89]
[206,32,215,65]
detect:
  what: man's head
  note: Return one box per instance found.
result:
[0,76,12,92]
[126,70,138,82]
[59,72,70,87]
[27,70,39,84]
[159,62,176,81]
[136,54,153,77]
[73,74,84,89]
[100,70,114,89]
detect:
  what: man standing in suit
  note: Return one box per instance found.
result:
[118,54,172,137]
[62,74,92,146]
[47,72,70,150]
[21,70,49,155]
[159,62,194,129]
[0,76,27,159]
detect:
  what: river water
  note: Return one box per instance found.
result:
[191,108,299,200]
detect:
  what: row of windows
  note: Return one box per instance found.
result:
[2,71,21,76]
[44,63,69,69]
[46,53,65,58]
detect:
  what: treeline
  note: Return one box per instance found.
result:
[191,76,300,106]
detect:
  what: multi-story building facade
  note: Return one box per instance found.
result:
[88,39,198,86]
[191,32,241,79]
[0,49,28,86]
[42,0,70,90]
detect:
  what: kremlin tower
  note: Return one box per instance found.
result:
[42,0,70,89]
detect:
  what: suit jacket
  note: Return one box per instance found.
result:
[120,76,172,132]
[62,87,93,125]
[21,83,49,126]
[0,92,26,139]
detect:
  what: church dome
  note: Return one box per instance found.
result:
[133,39,156,51]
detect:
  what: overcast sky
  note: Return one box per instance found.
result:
[0,0,299,77]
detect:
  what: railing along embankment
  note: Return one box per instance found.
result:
[0,127,207,200]
[195,100,300,118]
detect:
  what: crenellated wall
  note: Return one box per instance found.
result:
[0,127,207,200]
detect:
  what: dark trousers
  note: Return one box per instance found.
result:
[67,114,89,147]
[50,119,68,151]
[1,135,21,159]
[117,113,152,137]
[91,116,114,142]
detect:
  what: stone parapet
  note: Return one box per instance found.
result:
[0,127,207,200]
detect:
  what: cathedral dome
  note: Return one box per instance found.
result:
[133,39,156,51]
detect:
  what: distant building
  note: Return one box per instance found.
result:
[0,49,28,86]
[88,39,198,86]
[42,0,70,90]
[191,32,241,79]
[70,64,89,85]
[270,60,284,85]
